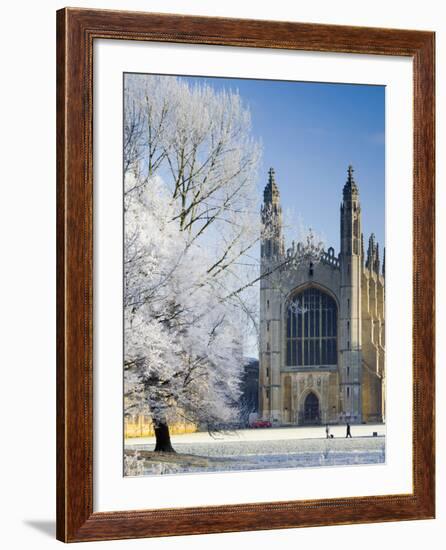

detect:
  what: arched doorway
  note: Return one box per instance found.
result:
[304,392,320,423]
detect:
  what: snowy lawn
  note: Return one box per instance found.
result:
[125,426,386,476]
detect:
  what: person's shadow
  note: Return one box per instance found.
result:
[23,520,55,538]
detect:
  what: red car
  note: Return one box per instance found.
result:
[250,419,272,429]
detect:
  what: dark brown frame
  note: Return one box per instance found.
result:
[56,7,435,543]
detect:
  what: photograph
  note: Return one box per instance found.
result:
[123,73,386,476]
[0,0,439,546]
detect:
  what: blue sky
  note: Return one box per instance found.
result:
[182,76,385,252]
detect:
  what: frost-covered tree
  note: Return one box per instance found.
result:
[124,76,262,452]
[124,175,248,451]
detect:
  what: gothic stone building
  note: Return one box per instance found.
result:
[259,166,385,426]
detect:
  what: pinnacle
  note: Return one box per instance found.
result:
[264,167,280,204]
[343,164,359,197]
[268,167,276,185]
[347,164,354,182]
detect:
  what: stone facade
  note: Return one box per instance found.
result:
[259,166,385,425]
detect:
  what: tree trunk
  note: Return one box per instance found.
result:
[154,421,175,452]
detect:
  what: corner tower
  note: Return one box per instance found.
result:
[339,165,363,422]
[259,168,284,424]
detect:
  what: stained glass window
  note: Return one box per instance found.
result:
[286,287,337,366]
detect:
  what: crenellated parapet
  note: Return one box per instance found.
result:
[320,247,340,269]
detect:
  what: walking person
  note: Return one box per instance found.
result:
[346,422,352,438]
[325,424,330,439]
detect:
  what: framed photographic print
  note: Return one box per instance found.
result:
[56,8,435,542]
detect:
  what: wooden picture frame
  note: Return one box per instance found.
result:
[56,7,435,542]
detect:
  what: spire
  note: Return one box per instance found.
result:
[365,233,381,275]
[374,243,380,274]
[348,164,354,180]
[261,168,284,259]
[269,166,275,184]
[343,164,359,199]
[340,164,361,257]
[263,167,280,204]
[366,233,375,270]
[382,247,385,277]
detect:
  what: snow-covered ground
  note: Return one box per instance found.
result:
[125,425,386,476]
[126,424,385,446]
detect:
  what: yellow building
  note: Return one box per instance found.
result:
[124,415,197,439]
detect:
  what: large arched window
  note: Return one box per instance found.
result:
[286,287,337,366]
